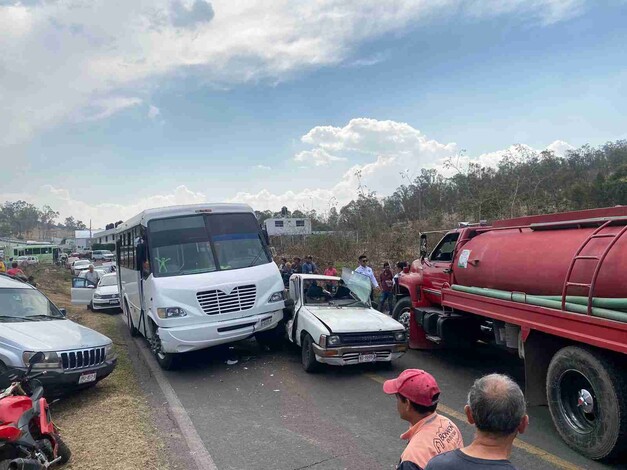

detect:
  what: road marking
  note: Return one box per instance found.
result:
[364,373,584,470]
[134,337,218,470]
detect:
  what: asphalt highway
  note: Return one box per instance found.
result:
[145,338,623,470]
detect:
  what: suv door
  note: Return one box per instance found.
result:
[71,277,97,305]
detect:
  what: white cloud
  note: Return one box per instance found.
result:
[147,105,161,120]
[546,139,575,157]
[294,148,347,166]
[80,97,143,122]
[0,0,584,146]
[254,164,271,170]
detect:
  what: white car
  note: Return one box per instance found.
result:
[285,270,408,372]
[71,272,121,311]
[70,259,91,275]
[92,250,115,261]
[16,256,39,266]
[77,268,109,279]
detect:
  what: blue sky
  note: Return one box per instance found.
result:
[1,0,626,227]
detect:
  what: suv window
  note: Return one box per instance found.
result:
[430,233,460,262]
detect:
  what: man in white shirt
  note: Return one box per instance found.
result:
[84,265,100,285]
[355,255,379,289]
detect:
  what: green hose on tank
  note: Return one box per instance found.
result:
[451,285,627,323]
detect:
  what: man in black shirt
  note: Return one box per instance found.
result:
[425,374,529,470]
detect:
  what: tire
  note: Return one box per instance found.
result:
[124,300,139,337]
[153,333,180,371]
[53,434,71,464]
[392,297,412,329]
[256,322,285,351]
[87,302,93,311]
[301,334,320,373]
[547,346,627,461]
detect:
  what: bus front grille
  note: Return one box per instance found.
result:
[196,285,257,315]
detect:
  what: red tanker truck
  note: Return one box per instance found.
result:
[393,206,627,461]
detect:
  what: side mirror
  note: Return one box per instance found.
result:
[59,308,67,317]
[26,351,45,374]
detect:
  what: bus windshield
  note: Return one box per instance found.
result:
[148,213,270,277]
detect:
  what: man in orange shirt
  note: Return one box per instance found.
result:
[384,369,464,470]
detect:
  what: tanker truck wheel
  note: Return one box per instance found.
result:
[392,298,412,329]
[547,346,627,461]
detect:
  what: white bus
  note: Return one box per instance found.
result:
[116,203,286,369]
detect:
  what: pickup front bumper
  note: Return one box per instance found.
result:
[312,342,407,366]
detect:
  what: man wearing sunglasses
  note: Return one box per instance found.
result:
[355,255,379,291]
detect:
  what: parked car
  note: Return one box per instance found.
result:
[92,250,115,261]
[71,273,121,312]
[284,270,408,372]
[16,256,39,266]
[77,267,109,279]
[71,259,91,275]
[0,274,117,395]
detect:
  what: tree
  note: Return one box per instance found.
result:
[39,205,59,238]
[64,216,77,229]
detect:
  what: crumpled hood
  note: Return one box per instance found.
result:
[0,320,111,351]
[306,307,404,333]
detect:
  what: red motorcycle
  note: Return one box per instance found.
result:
[0,352,71,469]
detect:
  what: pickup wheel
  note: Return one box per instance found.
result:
[392,297,412,329]
[301,334,320,373]
[547,346,627,461]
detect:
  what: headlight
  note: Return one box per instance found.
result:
[105,343,115,359]
[93,293,102,299]
[394,331,406,342]
[22,351,61,369]
[157,307,187,319]
[327,335,341,346]
[268,290,285,303]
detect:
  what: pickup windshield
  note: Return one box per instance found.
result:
[148,213,271,277]
[0,288,64,322]
[303,276,369,307]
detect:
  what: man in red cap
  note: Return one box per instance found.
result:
[384,369,463,470]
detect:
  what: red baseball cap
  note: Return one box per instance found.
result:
[383,369,440,407]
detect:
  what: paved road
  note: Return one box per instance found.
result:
[137,338,624,470]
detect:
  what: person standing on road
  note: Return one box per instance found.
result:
[84,265,100,285]
[355,255,379,289]
[379,262,394,314]
[384,369,463,470]
[292,257,303,274]
[302,255,317,274]
[324,263,337,277]
[0,259,6,273]
[7,262,27,281]
[425,374,528,470]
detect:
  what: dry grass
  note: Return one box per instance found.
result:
[30,265,169,470]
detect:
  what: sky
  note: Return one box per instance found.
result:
[1,0,626,228]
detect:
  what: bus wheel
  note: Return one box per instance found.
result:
[152,334,179,371]
[547,346,627,461]
[124,300,139,337]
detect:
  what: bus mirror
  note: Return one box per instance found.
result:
[262,228,270,246]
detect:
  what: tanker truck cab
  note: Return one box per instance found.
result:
[395,207,627,462]
[285,270,408,372]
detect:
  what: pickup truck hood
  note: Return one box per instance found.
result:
[306,307,404,333]
[0,320,111,351]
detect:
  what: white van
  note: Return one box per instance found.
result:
[116,204,286,369]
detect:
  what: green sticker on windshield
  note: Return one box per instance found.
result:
[156,257,171,273]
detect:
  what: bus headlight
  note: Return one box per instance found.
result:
[268,291,285,303]
[157,307,187,319]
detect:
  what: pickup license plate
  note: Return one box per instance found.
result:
[109,300,118,304]
[78,372,97,384]
[358,353,376,363]
[260,317,272,328]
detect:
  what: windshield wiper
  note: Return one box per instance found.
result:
[0,315,37,322]
[25,315,63,321]
[247,248,267,267]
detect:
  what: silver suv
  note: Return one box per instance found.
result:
[0,274,117,395]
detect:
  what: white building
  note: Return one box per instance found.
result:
[74,230,93,250]
[264,217,312,236]
[92,227,117,246]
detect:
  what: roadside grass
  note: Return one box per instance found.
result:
[30,265,169,470]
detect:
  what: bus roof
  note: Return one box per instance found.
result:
[116,203,254,233]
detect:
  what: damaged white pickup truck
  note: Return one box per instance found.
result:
[284,269,408,372]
